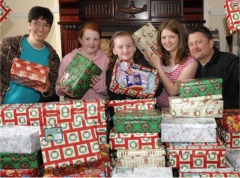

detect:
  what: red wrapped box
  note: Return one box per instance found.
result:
[11,58,49,90]
[109,129,161,150]
[0,103,43,126]
[0,166,44,177]
[95,123,108,145]
[224,0,240,34]
[106,98,156,112]
[42,99,106,125]
[40,121,102,169]
[217,126,240,149]
[223,109,240,132]
[109,60,159,99]
[166,139,226,169]
[43,160,106,177]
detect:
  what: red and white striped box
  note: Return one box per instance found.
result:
[166,139,226,169]
[42,99,106,125]
[217,126,240,149]
[109,130,161,150]
[106,98,156,112]
[40,120,101,169]
[0,103,43,126]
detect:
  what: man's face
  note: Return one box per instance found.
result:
[188,32,214,64]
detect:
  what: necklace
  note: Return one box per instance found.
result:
[27,37,45,50]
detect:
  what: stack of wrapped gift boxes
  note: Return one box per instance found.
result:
[160,77,240,177]
[216,109,240,174]
[107,99,173,177]
[0,99,113,177]
[0,125,43,177]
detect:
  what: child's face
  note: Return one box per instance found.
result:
[113,36,136,63]
[79,29,100,56]
[161,29,179,53]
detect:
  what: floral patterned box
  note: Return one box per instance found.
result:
[0,125,40,154]
[166,139,226,169]
[161,115,217,142]
[169,95,223,118]
[113,109,161,133]
[11,58,49,91]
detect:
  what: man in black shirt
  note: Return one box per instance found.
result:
[187,26,239,109]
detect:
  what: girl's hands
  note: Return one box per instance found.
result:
[89,75,100,88]
[144,53,162,71]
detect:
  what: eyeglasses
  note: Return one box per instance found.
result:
[32,21,51,29]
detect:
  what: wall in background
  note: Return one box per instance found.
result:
[0,0,233,58]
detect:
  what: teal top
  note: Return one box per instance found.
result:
[2,37,50,104]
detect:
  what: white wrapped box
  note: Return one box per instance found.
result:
[111,165,173,178]
[169,95,223,118]
[116,148,166,168]
[0,125,40,154]
[161,115,216,142]
[226,150,240,172]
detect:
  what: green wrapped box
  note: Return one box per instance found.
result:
[0,150,43,169]
[178,78,222,98]
[59,53,102,97]
[113,109,161,133]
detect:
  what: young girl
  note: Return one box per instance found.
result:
[146,20,198,108]
[106,31,162,100]
[56,22,110,100]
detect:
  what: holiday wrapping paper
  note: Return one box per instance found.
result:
[106,98,156,112]
[0,103,43,126]
[166,140,226,169]
[223,109,240,132]
[0,167,43,177]
[178,78,222,98]
[109,60,159,99]
[0,150,42,169]
[226,150,240,172]
[224,0,240,34]
[132,22,158,59]
[40,121,101,169]
[42,98,106,125]
[111,166,173,178]
[217,127,240,149]
[0,125,40,154]
[109,130,161,150]
[95,123,108,145]
[199,172,240,177]
[113,109,161,133]
[116,148,165,168]
[0,1,12,25]
[161,115,217,142]
[43,160,106,177]
[58,52,102,98]
[11,58,50,90]
[179,160,234,178]
[169,94,223,118]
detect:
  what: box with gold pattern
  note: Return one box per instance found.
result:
[178,78,222,98]
[113,109,161,133]
[59,52,102,98]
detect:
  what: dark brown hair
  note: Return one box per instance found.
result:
[108,31,140,70]
[157,20,189,66]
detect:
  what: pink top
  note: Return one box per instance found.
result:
[157,56,196,108]
[55,48,110,100]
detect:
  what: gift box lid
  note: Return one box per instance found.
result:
[0,125,39,139]
[117,148,165,158]
[113,109,161,121]
[169,94,222,104]
[178,77,222,87]
[109,130,159,138]
[161,115,216,129]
